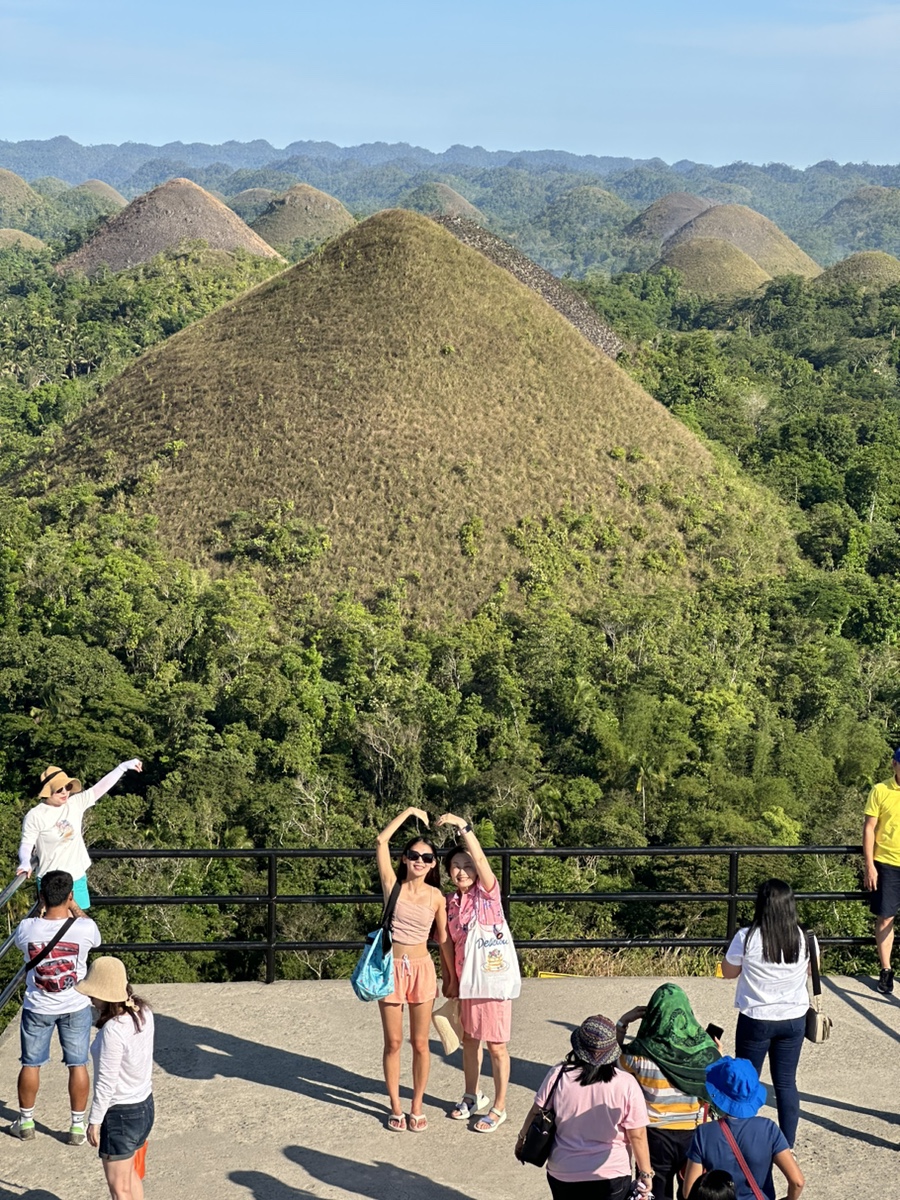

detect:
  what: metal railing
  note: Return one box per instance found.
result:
[0,843,870,1011]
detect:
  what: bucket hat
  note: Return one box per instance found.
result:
[38,765,82,799]
[75,957,131,1003]
[570,1014,620,1067]
[705,1056,767,1118]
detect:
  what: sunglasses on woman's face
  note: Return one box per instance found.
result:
[405,851,436,864]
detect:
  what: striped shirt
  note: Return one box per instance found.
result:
[618,1051,703,1129]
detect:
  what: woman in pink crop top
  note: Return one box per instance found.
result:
[375,806,452,1133]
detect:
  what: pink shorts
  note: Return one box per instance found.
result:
[461,998,512,1044]
[382,953,438,1006]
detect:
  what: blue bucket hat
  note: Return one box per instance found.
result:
[892,747,900,763]
[705,1056,766,1118]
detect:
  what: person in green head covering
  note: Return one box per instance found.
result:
[617,984,722,1200]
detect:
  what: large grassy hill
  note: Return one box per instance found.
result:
[625,192,715,244]
[654,237,772,297]
[664,204,821,279]
[814,250,900,291]
[58,178,283,275]
[250,184,356,255]
[44,209,793,617]
[401,182,484,223]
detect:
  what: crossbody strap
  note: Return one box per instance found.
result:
[24,916,77,974]
[806,930,822,998]
[543,1063,566,1113]
[379,881,402,953]
[718,1119,766,1200]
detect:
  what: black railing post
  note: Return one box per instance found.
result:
[501,851,511,922]
[266,852,277,984]
[726,851,740,941]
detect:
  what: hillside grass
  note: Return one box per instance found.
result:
[655,237,772,296]
[0,228,45,250]
[250,184,355,255]
[401,182,484,223]
[42,209,796,619]
[624,192,714,244]
[665,204,821,279]
[814,250,900,291]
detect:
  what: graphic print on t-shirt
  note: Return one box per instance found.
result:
[54,816,75,841]
[28,941,79,993]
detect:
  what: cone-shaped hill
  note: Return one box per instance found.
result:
[47,210,791,616]
[0,228,45,250]
[71,180,127,208]
[814,187,900,259]
[401,183,485,223]
[0,169,45,229]
[625,193,715,244]
[228,188,278,223]
[57,179,283,275]
[664,205,821,279]
[541,186,633,235]
[654,238,771,297]
[814,250,900,291]
[250,184,355,251]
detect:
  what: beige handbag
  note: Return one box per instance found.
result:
[805,932,833,1043]
[432,998,464,1055]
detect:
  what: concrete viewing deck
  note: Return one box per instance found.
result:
[0,976,896,1199]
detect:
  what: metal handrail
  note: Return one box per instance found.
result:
[0,842,869,1009]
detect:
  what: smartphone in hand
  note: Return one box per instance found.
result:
[706,1022,724,1040]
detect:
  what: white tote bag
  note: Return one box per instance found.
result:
[458,914,522,1000]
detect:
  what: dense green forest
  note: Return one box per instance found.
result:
[0,234,892,1000]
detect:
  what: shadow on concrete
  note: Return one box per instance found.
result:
[851,975,900,1008]
[822,977,900,1044]
[800,1090,900,1126]
[229,1171,317,1200]
[154,1014,450,1120]
[286,1145,484,1200]
[797,1106,899,1152]
[0,1183,62,1200]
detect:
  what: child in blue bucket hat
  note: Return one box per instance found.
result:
[681,1058,805,1200]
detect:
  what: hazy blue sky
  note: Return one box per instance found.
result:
[2,0,898,164]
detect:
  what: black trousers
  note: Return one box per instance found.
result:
[647,1126,695,1200]
[547,1174,632,1200]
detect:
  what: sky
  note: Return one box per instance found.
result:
[2,0,899,165]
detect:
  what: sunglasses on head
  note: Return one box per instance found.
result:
[405,850,436,864]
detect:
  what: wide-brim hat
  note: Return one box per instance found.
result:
[570,1014,620,1067]
[38,765,82,799]
[705,1056,767,1118]
[432,998,464,1056]
[75,956,130,1003]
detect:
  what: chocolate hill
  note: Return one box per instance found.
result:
[49,210,790,615]
[402,183,484,223]
[71,179,127,208]
[228,188,278,223]
[541,186,633,235]
[250,184,355,250]
[0,228,45,250]
[664,204,821,279]
[625,193,715,244]
[814,250,900,291]
[0,169,45,230]
[654,237,771,296]
[57,178,283,275]
[814,187,900,260]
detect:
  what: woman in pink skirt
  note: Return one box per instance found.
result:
[438,812,511,1133]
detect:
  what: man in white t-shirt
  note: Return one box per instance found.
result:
[9,870,101,1146]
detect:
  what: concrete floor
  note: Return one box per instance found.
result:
[0,975,895,1199]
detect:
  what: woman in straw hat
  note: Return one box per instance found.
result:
[76,957,154,1200]
[682,1057,804,1200]
[17,758,142,909]
[516,1013,654,1199]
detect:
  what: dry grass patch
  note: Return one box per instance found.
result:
[0,228,45,250]
[43,210,792,618]
[654,237,772,296]
[401,183,484,223]
[665,204,821,278]
[625,192,715,244]
[58,178,283,276]
[0,168,45,229]
[71,179,127,208]
[814,249,900,291]
[250,184,355,251]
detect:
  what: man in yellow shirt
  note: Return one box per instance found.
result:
[863,748,900,993]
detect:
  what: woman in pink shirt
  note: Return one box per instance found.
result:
[516,1014,653,1200]
[438,812,512,1132]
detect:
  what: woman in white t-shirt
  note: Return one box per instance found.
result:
[720,879,816,1148]
[17,759,142,910]
[76,957,154,1200]
[516,1013,653,1200]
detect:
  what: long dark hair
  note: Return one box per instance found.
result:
[96,985,151,1034]
[692,1171,736,1200]
[746,878,803,964]
[563,1049,617,1087]
[396,836,441,888]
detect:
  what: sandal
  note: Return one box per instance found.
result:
[474,1107,507,1133]
[449,1092,489,1121]
[408,1113,428,1132]
[387,1113,407,1132]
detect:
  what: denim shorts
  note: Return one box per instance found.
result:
[99,1094,155,1161]
[20,1004,93,1067]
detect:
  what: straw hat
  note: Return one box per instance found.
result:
[432,998,464,1055]
[570,1014,620,1067]
[38,765,82,799]
[75,957,130,1003]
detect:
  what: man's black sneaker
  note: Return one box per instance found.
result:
[878,968,894,994]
